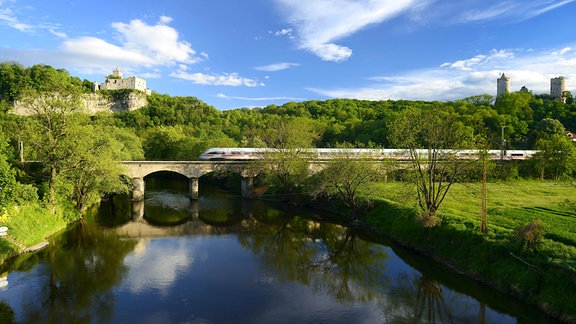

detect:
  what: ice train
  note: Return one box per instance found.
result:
[199,147,537,161]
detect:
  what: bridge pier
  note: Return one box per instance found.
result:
[132,177,145,201]
[131,199,145,221]
[241,176,253,199]
[189,177,199,200]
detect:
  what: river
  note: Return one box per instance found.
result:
[0,173,560,323]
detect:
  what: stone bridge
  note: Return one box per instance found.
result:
[121,161,257,201]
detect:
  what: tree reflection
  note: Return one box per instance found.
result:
[17,210,137,323]
[387,273,457,323]
[414,275,452,323]
[238,209,390,304]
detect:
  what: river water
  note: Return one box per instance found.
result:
[0,173,560,323]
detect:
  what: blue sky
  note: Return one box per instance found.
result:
[1,0,576,110]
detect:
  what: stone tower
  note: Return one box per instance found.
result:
[111,65,123,78]
[550,76,566,103]
[497,73,510,97]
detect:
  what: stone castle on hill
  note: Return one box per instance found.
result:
[93,66,151,95]
[497,73,567,103]
[13,66,150,115]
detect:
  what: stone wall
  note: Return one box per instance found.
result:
[12,91,148,115]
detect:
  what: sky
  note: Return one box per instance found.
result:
[1,0,576,110]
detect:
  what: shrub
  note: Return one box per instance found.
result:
[513,219,547,251]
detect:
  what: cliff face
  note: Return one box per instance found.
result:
[12,91,148,115]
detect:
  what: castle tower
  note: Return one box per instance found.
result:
[111,66,123,79]
[497,73,510,97]
[550,76,566,103]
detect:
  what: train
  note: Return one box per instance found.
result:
[199,147,538,161]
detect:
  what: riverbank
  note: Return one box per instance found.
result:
[0,203,81,264]
[358,180,576,323]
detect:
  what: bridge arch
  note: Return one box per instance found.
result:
[121,161,257,201]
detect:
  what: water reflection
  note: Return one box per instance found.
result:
[0,177,560,323]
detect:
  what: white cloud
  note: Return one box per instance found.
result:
[255,62,300,72]
[60,36,154,65]
[0,6,32,31]
[111,17,199,65]
[274,28,293,36]
[274,0,418,62]
[309,46,576,101]
[217,93,305,101]
[170,70,264,87]
[272,0,575,62]
[454,0,576,23]
[49,29,67,38]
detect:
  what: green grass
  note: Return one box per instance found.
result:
[361,180,576,321]
[0,203,70,262]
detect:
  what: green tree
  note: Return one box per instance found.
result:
[18,86,142,213]
[18,88,84,213]
[388,107,475,226]
[62,124,143,212]
[308,144,383,221]
[532,134,576,180]
[0,135,16,209]
[255,117,321,195]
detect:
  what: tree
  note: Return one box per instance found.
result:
[254,117,321,196]
[62,124,144,212]
[308,144,383,222]
[18,88,84,213]
[0,134,16,209]
[19,87,143,213]
[388,107,475,227]
[532,134,576,180]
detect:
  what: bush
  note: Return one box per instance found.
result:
[513,219,547,251]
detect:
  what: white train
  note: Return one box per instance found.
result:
[199,147,537,161]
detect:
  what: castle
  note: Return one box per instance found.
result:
[93,66,151,95]
[497,73,567,103]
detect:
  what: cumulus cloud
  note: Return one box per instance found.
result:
[110,17,199,65]
[274,0,418,62]
[308,46,576,101]
[170,70,264,87]
[255,62,300,72]
[13,16,206,77]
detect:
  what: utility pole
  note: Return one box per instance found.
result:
[19,141,24,162]
[500,126,506,159]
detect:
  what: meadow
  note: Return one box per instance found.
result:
[362,180,576,321]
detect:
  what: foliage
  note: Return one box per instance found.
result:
[308,144,385,220]
[513,220,547,251]
[251,118,321,195]
[0,135,16,209]
[532,133,576,180]
[387,106,475,226]
[0,62,92,104]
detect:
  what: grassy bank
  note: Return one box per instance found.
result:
[0,203,79,263]
[360,180,576,322]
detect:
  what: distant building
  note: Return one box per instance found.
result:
[94,66,151,95]
[496,73,510,97]
[550,76,566,103]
